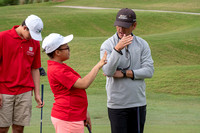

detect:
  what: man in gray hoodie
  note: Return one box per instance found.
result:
[100,8,154,133]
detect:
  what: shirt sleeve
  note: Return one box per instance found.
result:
[133,41,154,79]
[55,68,80,90]
[100,39,121,77]
[0,33,3,62]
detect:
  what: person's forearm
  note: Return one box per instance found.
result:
[31,68,44,108]
[0,94,2,108]
[84,64,100,87]
[31,68,40,96]
[74,51,107,89]
[133,67,154,79]
[102,50,121,76]
[134,43,154,79]
[75,64,100,89]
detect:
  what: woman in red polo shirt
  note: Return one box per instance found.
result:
[42,33,107,133]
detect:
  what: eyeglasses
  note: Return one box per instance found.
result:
[58,47,70,51]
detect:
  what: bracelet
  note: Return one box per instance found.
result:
[114,48,123,55]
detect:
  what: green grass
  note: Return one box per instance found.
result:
[2,1,200,133]
[57,0,200,13]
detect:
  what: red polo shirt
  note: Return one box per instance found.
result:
[0,26,41,95]
[47,60,88,121]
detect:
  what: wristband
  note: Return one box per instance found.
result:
[114,48,123,55]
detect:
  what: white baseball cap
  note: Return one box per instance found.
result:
[25,15,43,41]
[42,33,73,54]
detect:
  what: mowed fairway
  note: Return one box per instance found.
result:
[0,1,199,133]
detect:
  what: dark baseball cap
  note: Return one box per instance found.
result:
[114,8,136,28]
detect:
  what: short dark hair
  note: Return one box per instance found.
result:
[22,20,26,26]
[45,45,63,59]
[47,51,55,59]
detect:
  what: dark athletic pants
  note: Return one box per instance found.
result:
[108,105,146,133]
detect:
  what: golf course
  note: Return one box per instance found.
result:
[0,0,199,132]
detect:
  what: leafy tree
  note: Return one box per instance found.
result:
[3,0,19,5]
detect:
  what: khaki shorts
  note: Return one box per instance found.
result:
[0,91,32,127]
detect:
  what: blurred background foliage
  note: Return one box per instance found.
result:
[0,0,63,6]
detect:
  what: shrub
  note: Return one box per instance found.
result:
[3,0,19,5]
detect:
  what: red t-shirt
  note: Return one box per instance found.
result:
[47,60,88,121]
[0,26,41,95]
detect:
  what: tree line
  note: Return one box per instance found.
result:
[0,0,65,6]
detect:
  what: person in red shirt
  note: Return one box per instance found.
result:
[42,33,107,133]
[0,15,44,133]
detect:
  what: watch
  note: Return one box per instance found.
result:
[121,69,126,77]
